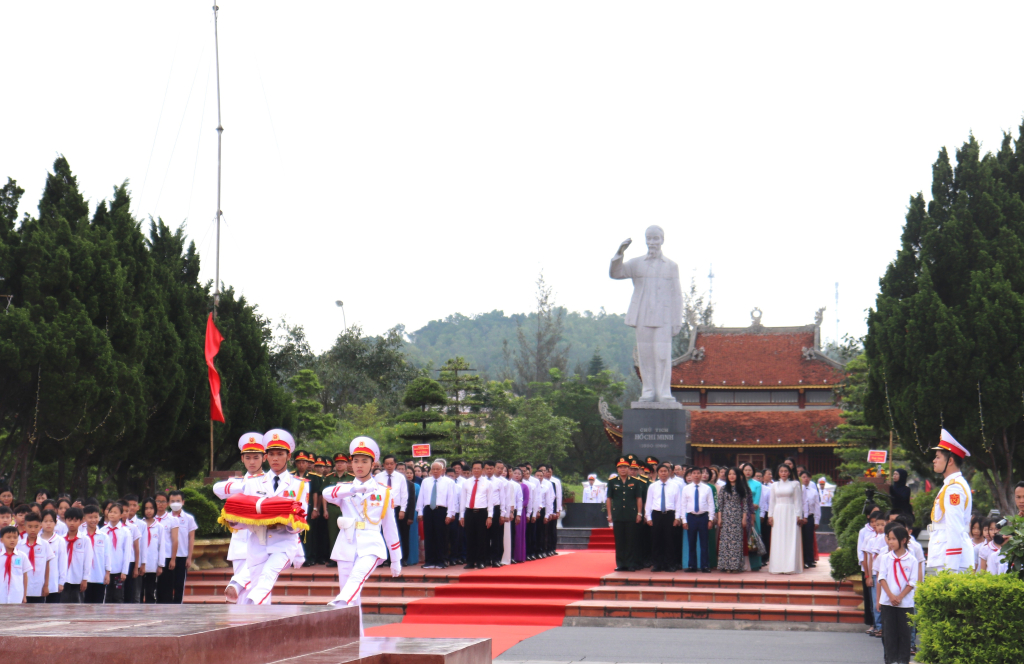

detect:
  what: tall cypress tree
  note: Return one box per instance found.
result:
[866,126,1024,512]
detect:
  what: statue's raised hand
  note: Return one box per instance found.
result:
[615,238,632,257]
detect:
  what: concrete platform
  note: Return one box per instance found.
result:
[0,605,488,664]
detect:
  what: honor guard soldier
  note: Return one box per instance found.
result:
[323,437,402,635]
[606,456,643,572]
[212,433,266,574]
[224,429,309,605]
[926,429,973,573]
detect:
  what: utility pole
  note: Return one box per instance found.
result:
[211,3,224,475]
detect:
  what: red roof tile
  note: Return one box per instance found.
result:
[690,410,842,447]
[672,329,843,387]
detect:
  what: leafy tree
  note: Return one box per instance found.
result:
[269,318,314,385]
[317,325,417,415]
[672,277,715,356]
[834,354,910,480]
[436,356,485,456]
[866,126,1024,513]
[506,273,571,393]
[509,395,578,468]
[288,369,338,444]
[395,376,448,456]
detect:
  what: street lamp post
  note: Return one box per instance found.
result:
[335,300,347,331]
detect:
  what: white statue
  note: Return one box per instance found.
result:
[610,225,683,407]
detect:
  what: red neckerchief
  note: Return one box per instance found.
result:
[88,531,97,552]
[24,536,37,571]
[3,551,13,588]
[107,524,119,549]
[66,535,78,569]
[146,521,153,547]
[891,552,911,592]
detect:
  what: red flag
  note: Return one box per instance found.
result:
[205,312,226,423]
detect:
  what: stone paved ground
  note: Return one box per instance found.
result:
[496,626,885,664]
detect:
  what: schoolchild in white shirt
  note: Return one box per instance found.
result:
[82,504,112,603]
[121,494,143,603]
[40,509,66,603]
[864,512,888,636]
[60,508,91,603]
[16,512,52,603]
[167,490,198,604]
[101,502,133,603]
[153,492,180,603]
[0,526,30,604]
[876,524,918,664]
[55,498,71,537]
[137,498,165,604]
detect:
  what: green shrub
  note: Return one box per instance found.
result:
[915,571,1024,663]
[181,487,226,538]
[830,511,869,580]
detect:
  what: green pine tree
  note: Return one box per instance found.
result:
[866,126,1024,513]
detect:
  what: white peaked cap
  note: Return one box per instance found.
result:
[238,432,265,453]
[350,436,380,462]
[263,429,296,454]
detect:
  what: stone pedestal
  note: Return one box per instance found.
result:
[0,605,489,664]
[622,408,690,463]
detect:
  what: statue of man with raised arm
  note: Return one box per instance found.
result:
[609,226,683,406]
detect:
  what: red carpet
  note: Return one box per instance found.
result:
[403,550,614,626]
[364,623,552,658]
[587,527,615,550]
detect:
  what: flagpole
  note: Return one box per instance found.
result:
[211,3,224,475]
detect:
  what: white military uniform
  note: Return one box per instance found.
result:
[225,429,309,605]
[583,478,607,504]
[927,430,973,572]
[323,436,401,635]
[213,432,267,573]
[213,469,264,572]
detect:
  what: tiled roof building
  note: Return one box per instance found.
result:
[603,308,846,475]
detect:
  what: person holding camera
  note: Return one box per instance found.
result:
[926,430,973,574]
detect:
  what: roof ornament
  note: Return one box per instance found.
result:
[750,307,763,328]
[801,346,816,360]
[692,347,705,361]
[598,397,622,426]
[814,307,825,326]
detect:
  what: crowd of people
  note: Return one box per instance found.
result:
[0,487,197,604]
[601,453,825,575]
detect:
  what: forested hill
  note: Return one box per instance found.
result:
[403,309,636,379]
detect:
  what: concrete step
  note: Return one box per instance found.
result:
[566,599,864,624]
[584,586,861,606]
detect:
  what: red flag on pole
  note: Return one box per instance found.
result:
[205,312,226,423]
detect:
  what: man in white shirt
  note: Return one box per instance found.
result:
[484,461,506,566]
[681,466,716,572]
[459,461,495,569]
[417,461,455,569]
[544,465,562,556]
[645,464,681,572]
[533,468,555,558]
[375,455,409,566]
[799,471,821,568]
[444,465,464,566]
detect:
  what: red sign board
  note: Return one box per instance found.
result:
[867,450,888,464]
[412,444,431,458]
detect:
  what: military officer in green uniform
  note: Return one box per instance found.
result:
[292,450,318,566]
[309,455,330,565]
[321,452,355,568]
[606,456,643,572]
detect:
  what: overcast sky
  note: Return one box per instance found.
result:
[5,2,1024,352]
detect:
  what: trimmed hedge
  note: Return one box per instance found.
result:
[829,481,890,580]
[915,571,1024,663]
[181,487,227,537]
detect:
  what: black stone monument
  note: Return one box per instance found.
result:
[622,408,690,463]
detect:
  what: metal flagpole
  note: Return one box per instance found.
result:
[211,3,224,475]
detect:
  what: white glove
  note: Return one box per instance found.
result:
[352,485,370,494]
[390,561,402,578]
[338,516,355,530]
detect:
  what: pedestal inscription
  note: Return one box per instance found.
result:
[622,408,690,462]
